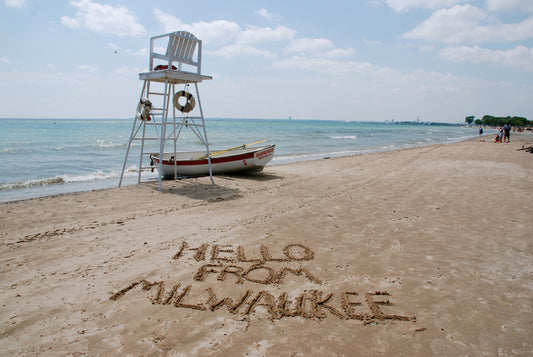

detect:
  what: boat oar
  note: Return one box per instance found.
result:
[195,140,267,159]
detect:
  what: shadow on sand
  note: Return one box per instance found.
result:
[217,172,284,182]
[146,172,283,202]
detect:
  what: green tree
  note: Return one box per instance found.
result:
[465,116,475,125]
[481,115,531,126]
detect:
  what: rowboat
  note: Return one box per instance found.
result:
[150,144,275,178]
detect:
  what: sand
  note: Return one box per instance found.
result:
[1,132,532,356]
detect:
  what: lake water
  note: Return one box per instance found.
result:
[0,118,483,202]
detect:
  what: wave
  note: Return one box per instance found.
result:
[0,166,156,191]
[1,147,16,154]
[329,135,358,140]
[1,147,32,154]
[272,145,400,164]
[445,135,475,142]
[95,140,125,148]
[0,177,66,190]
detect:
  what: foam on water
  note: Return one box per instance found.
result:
[329,135,358,140]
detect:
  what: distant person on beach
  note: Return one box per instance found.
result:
[499,129,504,142]
[503,123,511,143]
[479,127,483,136]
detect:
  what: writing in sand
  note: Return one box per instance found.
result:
[110,242,416,324]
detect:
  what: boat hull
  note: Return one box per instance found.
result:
[150,145,275,178]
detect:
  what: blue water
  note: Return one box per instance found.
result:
[0,118,484,202]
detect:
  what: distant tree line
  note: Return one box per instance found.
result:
[465,115,531,126]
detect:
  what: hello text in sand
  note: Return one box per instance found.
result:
[110,242,416,324]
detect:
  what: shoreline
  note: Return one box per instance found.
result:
[0,129,496,204]
[1,132,532,356]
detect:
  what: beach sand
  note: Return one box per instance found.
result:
[1,132,532,356]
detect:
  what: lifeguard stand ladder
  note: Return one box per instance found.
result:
[119,31,213,191]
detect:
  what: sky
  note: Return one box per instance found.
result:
[1,0,532,123]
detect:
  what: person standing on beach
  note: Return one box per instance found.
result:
[503,123,511,143]
[499,129,504,142]
[479,127,483,136]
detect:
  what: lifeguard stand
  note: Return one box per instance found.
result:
[119,31,213,191]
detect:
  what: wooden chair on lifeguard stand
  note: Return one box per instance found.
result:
[119,31,213,190]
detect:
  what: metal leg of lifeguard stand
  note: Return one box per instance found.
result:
[119,81,148,188]
[158,80,170,192]
[195,82,214,184]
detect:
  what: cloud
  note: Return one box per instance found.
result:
[255,7,282,21]
[150,9,355,71]
[402,5,533,44]
[363,38,385,46]
[285,38,334,53]
[5,0,26,7]
[60,16,79,28]
[152,8,181,32]
[151,12,294,59]
[0,57,10,65]
[440,45,533,72]
[208,44,277,59]
[321,48,356,58]
[153,10,293,45]
[61,0,146,37]
[385,0,467,12]
[184,20,243,44]
[114,65,142,76]
[130,47,149,58]
[256,8,271,19]
[78,64,99,72]
[273,56,388,76]
[402,5,485,44]
[237,25,295,44]
[486,0,533,12]
[284,38,355,60]
[153,9,241,44]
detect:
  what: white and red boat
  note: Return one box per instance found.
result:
[150,144,275,178]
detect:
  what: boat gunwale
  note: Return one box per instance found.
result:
[151,145,275,162]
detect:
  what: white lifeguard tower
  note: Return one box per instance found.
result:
[119,31,213,191]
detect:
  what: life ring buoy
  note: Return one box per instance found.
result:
[136,101,151,121]
[136,101,142,119]
[137,98,152,121]
[173,90,196,113]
